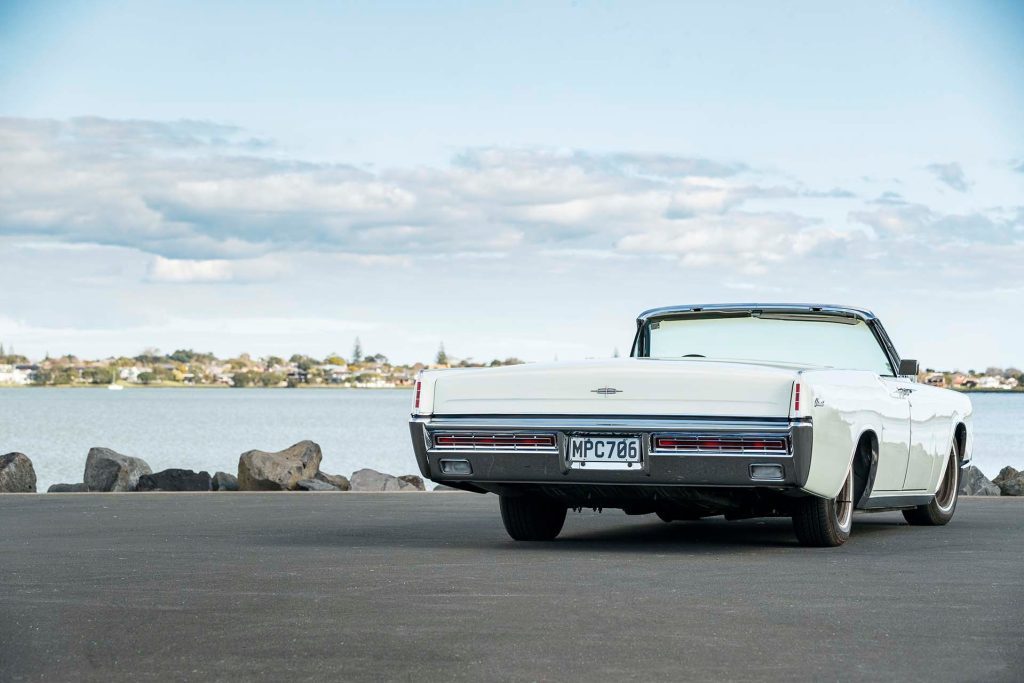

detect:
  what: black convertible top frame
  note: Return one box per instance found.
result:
[629,303,902,376]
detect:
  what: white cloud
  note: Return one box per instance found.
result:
[148,256,234,283]
[0,117,865,269]
[147,255,288,283]
[616,212,853,271]
[3,116,1015,283]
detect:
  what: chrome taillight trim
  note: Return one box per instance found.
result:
[651,433,790,455]
[428,432,559,453]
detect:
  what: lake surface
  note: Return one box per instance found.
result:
[1,388,1021,491]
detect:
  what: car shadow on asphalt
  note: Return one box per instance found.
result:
[543,513,911,552]
[261,511,912,555]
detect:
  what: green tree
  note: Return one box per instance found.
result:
[137,372,156,385]
[259,371,285,387]
[84,367,114,384]
[436,342,448,365]
[169,349,195,363]
[231,371,255,387]
[352,338,363,363]
[290,354,319,370]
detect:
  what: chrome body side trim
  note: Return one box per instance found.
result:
[417,415,796,431]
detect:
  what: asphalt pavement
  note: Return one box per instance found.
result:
[1,493,1022,682]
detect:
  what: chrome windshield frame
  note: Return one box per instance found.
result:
[629,303,902,377]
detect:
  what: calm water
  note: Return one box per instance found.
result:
[1,388,1021,491]
[0,388,416,491]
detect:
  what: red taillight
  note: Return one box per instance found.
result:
[414,380,422,410]
[793,382,801,412]
[432,433,556,450]
[653,435,787,452]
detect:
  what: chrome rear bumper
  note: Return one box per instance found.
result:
[409,415,812,490]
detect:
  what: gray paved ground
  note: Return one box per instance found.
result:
[1,494,1022,682]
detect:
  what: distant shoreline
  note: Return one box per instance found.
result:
[0,384,413,390]
[1,384,1021,394]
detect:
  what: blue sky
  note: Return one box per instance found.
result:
[1,1,1022,367]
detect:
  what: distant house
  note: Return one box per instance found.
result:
[318,364,350,384]
[119,367,152,383]
[924,374,946,387]
[353,377,396,388]
[0,364,33,385]
[975,375,1018,390]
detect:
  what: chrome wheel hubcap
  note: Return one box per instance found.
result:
[935,448,958,512]
[835,467,854,532]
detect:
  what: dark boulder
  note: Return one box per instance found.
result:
[212,471,239,491]
[48,482,89,493]
[315,471,351,491]
[993,466,1024,496]
[84,447,152,492]
[959,465,1001,496]
[0,452,37,493]
[136,469,212,492]
[296,478,340,491]
[237,440,322,491]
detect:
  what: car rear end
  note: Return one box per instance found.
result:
[408,359,812,511]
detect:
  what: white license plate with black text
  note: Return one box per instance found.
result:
[567,436,642,470]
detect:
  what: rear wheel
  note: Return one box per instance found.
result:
[792,465,854,547]
[903,443,959,526]
[499,495,567,541]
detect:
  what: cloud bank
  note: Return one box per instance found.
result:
[0,117,1019,284]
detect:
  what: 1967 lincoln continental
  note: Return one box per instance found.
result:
[408,304,973,547]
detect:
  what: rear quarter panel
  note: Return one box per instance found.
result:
[798,370,891,498]
[910,383,973,489]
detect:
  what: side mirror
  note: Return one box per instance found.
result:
[898,359,919,376]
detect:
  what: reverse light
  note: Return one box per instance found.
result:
[439,459,473,475]
[750,463,785,480]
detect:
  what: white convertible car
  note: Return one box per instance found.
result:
[408,304,973,547]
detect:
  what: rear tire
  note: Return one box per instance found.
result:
[499,495,567,541]
[792,465,854,547]
[903,443,959,526]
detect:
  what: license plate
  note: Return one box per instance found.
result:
[567,436,642,470]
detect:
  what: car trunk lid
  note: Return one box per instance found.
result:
[429,358,801,418]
